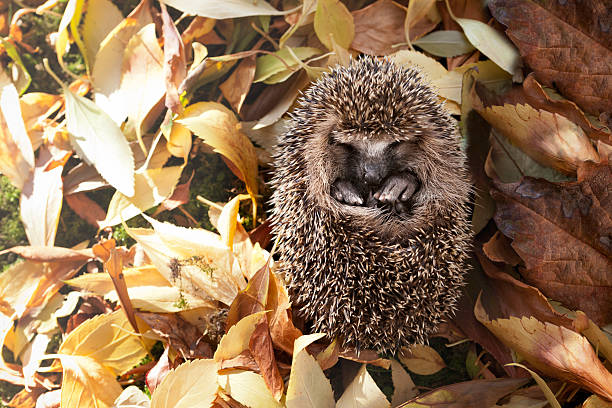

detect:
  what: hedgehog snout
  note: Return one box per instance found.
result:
[362,163,386,186]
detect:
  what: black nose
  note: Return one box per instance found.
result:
[363,167,383,186]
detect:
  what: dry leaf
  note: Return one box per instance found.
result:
[150,358,219,408]
[218,369,283,408]
[351,0,407,56]
[489,0,612,117]
[398,344,446,375]
[113,385,150,408]
[160,3,186,115]
[58,355,123,408]
[391,359,417,407]
[220,56,256,113]
[249,318,283,400]
[314,0,355,51]
[491,161,612,324]
[161,0,285,19]
[336,364,390,408]
[214,312,267,362]
[82,0,123,70]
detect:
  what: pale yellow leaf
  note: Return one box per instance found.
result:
[398,344,446,375]
[391,359,417,407]
[176,102,259,212]
[583,395,612,408]
[58,310,152,376]
[120,24,166,140]
[0,260,46,317]
[506,363,561,408]
[150,359,218,408]
[161,0,286,19]
[286,333,334,408]
[497,394,548,408]
[0,69,34,189]
[64,87,135,197]
[314,0,355,50]
[218,370,283,408]
[20,145,64,247]
[165,120,192,159]
[82,0,123,70]
[336,364,390,408]
[21,333,51,390]
[59,355,123,408]
[113,385,151,408]
[214,311,267,362]
[456,18,521,77]
[102,166,182,227]
[55,0,83,66]
[19,92,63,151]
[92,0,153,125]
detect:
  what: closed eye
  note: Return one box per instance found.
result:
[389,140,402,149]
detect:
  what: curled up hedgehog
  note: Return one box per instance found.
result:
[270,56,472,353]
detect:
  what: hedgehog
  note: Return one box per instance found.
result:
[270,56,472,353]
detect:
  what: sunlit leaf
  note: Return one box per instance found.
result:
[314,0,355,50]
[399,344,446,375]
[337,364,390,408]
[413,30,475,57]
[64,87,135,197]
[161,0,287,19]
[113,385,151,408]
[218,369,283,408]
[254,47,322,84]
[150,359,218,408]
[58,355,123,408]
[214,311,267,362]
[506,363,562,408]
[82,0,123,70]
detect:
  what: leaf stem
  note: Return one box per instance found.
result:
[42,58,65,89]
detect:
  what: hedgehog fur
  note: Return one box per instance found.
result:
[270,56,472,352]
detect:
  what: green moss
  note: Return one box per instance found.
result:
[0,176,27,271]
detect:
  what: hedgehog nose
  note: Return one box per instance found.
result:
[363,167,383,186]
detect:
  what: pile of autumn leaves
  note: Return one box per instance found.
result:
[0,0,610,406]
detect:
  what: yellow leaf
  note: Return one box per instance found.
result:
[19,92,62,151]
[82,0,123,70]
[506,363,561,408]
[55,0,85,67]
[162,0,285,19]
[398,344,446,376]
[59,355,123,408]
[58,310,152,376]
[150,359,218,408]
[0,70,34,189]
[314,0,355,50]
[254,47,322,84]
[214,311,267,362]
[113,385,150,407]
[102,166,183,227]
[218,370,283,408]
[0,261,46,317]
[286,333,334,408]
[166,120,192,159]
[337,364,390,408]
[176,102,259,219]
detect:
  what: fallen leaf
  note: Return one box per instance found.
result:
[113,385,151,408]
[150,359,219,408]
[64,86,135,197]
[101,166,183,228]
[482,231,522,266]
[351,0,407,56]
[401,378,528,407]
[583,395,612,408]
[58,310,152,376]
[146,346,170,395]
[491,161,612,324]
[19,144,64,246]
[220,56,256,113]
[249,318,283,400]
[19,92,62,151]
[391,359,417,407]
[82,0,123,70]
[0,69,34,189]
[399,344,446,375]
[215,311,267,362]
[489,0,612,117]
[506,363,562,408]
[58,355,123,408]
[314,0,355,51]
[413,30,475,57]
[176,102,259,219]
[286,333,334,408]
[253,47,322,84]
[160,3,186,115]
[161,0,286,19]
[475,306,612,400]
[64,192,107,228]
[218,369,283,408]
[55,0,85,68]
[336,364,389,408]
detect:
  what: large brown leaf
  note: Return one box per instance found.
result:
[491,160,612,324]
[488,0,612,118]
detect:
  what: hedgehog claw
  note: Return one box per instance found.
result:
[331,179,364,206]
[375,173,419,205]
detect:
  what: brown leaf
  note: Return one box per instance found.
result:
[475,305,612,400]
[1,246,93,263]
[488,0,612,118]
[160,3,186,115]
[267,270,302,355]
[482,231,522,265]
[249,317,283,400]
[400,378,528,407]
[339,348,391,369]
[136,312,213,360]
[64,192,107,229]
[226,262,269,329]
[219,350,260,373]
[351,0,408,55]
[104,247,139,334]
[220,56,257,114]
[491,161,612,325]
[472,81,600,176]
[155,171,194,214]
[399,344,446,375]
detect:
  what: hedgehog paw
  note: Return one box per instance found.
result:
[331,179,364,206]
[373,172,419,205]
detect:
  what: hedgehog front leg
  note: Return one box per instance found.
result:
[373,172,419,209]
[331,179,364,206]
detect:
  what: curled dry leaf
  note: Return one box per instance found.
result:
[351,0,407,56]
[160,3,186,115]
[491,161,612,324]
[248,318,283,400]
[150,358,218,408]
[472,82,599,176]
[475,304,612,401]
[400,378,528,407]
[398,344,446,375]
[489,0,612,118]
